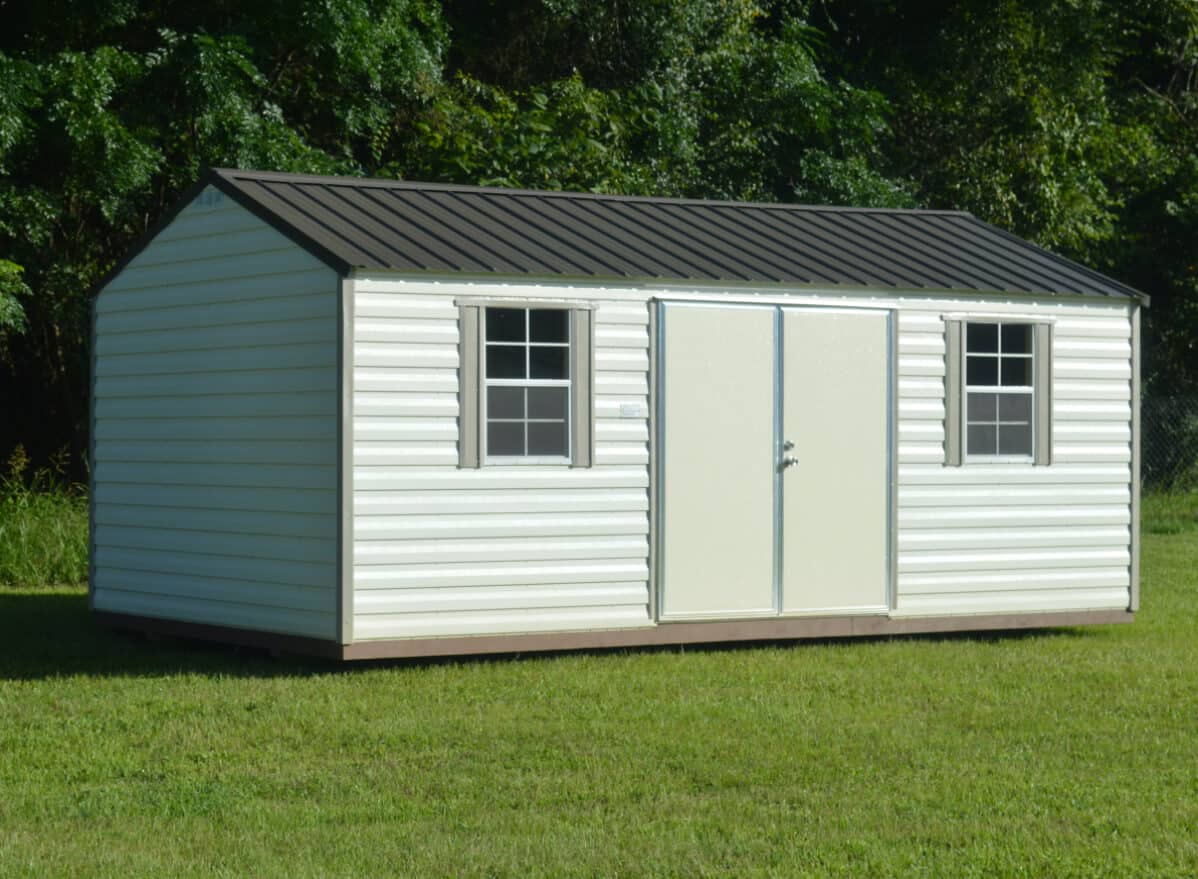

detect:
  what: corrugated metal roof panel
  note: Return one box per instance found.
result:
[203,168,1146,301]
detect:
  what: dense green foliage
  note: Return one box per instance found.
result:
[0,522,1194,874]
[2,0,1197,470]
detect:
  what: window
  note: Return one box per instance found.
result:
[965,322,1033,457]
[484,307,571,459]
[944,318,1052,466]
[457,302,594,468]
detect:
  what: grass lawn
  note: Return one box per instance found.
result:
[1,513,1196,876]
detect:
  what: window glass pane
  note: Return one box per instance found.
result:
[530,309,568,343]
[967,323,998,353]
[967,392,997,423]
[528,421,568,456]
[486,345,526,379]
[487,387,524,419]
[998,393,1032,422]
[530,345,569,379]
[1002,324,1032,354]
[999,423,1032,455]
[967,424,997,455]
[486,308,525,342]
[966,355,998,385]
[487,421,524,456]
[528,387,568,420]
[1000,357,1032,387]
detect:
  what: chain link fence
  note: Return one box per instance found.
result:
[1143,397,1198,491]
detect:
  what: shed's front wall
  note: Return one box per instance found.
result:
[350,276,1133,642]
[92,187,341,639]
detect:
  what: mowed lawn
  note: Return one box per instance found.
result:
[1,518,1196,876]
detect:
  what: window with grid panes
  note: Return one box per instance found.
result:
[965,322,1035,457]
[484,307,571,459]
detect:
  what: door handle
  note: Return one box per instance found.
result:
[781,439,798,470]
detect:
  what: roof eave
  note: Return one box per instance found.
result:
[964,216,1150,306]
[351,266,1142,304]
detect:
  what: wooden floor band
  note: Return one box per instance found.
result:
[93,608,1134,662]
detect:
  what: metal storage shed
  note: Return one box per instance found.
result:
[90,167,1145,659]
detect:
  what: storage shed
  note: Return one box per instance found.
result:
[90,168,1145,659]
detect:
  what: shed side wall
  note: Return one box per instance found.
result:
[92,186,340,639]
[352,276,1132,639]
[351,278,652,639]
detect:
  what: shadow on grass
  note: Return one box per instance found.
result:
[1,588,1107,681]
[0,589,331,681]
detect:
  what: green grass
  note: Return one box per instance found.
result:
[0,449,88,587]
[0,504,1196,876]
[1142,488,1198,535]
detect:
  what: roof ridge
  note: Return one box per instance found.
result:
[209,167,972,217]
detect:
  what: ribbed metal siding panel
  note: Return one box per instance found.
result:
[351,278,652,639]
[210,169,1145,301]
[92,186,339,639]
[891,302,1132,616]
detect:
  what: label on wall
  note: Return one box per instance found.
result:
[619,403,646,418]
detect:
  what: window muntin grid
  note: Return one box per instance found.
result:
[965,322,1034,458]
[483,308,571,460]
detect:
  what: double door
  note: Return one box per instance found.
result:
[658,302,892,619]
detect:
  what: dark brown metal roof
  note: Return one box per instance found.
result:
[201,167,1145,301]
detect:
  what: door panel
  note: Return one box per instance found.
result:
[781,308,890,614]
[659,304,776,618]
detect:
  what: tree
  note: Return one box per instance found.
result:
[818,0,1198,394]
[0,0,447,471]
[2,0,1197,473]
[426,0,914,205]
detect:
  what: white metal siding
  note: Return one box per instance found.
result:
[92,187,339,639]
[893,304,1131,615]
[351,279,652,639]
[353,279,1132,636]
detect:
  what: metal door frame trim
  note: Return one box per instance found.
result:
[654,299,895,622]
[772,307,784,614]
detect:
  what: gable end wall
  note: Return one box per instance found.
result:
[91,186,341,639]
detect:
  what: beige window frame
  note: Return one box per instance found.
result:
[457,301,594,468]
[945,318,1052,467]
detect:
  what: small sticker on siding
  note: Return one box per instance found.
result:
[619,403,646,418]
